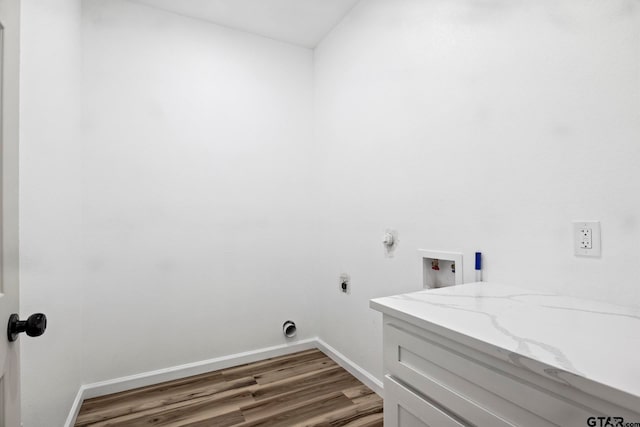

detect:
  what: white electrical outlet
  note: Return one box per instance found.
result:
[573,221,601,257]
[578,228,592,249]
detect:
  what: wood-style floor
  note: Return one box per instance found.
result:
[75,349,383,427]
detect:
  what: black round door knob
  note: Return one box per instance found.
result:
[7,313,47,342]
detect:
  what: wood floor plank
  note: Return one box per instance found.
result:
[296,397,384,427]
[351,392,382,406]
[240,371,360,421]
[238,392,354,427]
[253,357,337,385]
[88,390,253,427]
[342,384,375,400]
[75,349,383,427]
[252,365,349,401]
[76,376,257,426]
[341,412,384,427]
[127,404,245,427]
[241,374,361,423]
[178,410,245,427]
[79,372,226,413]
[221,349,326,381]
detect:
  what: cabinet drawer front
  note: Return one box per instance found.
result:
[384,375,466,427]
[384,320,602,427]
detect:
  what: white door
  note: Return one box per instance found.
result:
[0,0,21,425]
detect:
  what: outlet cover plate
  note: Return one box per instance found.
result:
[573,221,601,257]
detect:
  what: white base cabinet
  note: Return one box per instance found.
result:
[381,314,640,427]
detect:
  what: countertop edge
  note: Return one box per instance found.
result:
[370,293,640,414]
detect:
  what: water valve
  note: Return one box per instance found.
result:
[382,232,395,247]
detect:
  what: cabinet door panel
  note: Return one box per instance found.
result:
[384,376,465,427]
[385,321,557,426]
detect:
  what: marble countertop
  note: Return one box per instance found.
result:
[370,282,640,403]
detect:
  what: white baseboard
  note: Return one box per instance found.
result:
[63,386,86,427]
[64,337,382,427]
[315,338,384,397]
[82,338,318,401]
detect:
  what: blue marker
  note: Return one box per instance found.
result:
[475,252,482,282]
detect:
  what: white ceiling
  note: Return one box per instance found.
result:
[130,0,361,48]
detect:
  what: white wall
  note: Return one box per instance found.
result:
[314,0,640,382]
[80,0,316,384]
[17,0,640,423]
[19,0,84,426]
